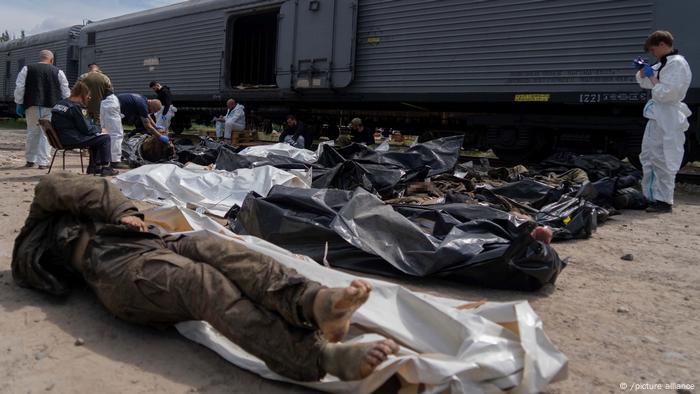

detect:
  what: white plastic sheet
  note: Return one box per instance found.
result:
[113,164,309,217]
[158,207,567,393]
[238,142,318,163]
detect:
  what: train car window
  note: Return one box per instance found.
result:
[5,61,10,78]
[17,59,25,73]
[87,32,96,46]
[228,11,278,87]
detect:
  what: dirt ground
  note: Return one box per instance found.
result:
[1,128,698,394]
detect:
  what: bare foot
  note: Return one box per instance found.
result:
[321,339,399,380]
[313,279,372,342]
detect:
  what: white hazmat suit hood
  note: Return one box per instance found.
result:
[635,50,692,205]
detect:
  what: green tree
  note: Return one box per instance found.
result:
[0,30,9,42]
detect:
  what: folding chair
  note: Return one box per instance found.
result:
[38,119,87,174]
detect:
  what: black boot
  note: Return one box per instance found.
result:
[646,201,672,213]
[100,166,120,177]
[111,161,130,169]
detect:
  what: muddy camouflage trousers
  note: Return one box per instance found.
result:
[80,233,326,381]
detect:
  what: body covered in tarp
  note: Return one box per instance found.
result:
[113,163,311,217]
[312,135,463,199]
[122,134,178,167]
[215,147,310,172]
[444,153,645,240]
[160,207,569,393]
[123,135,236,168]
[232,186,564,291]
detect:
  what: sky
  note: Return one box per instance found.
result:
[0,0,185,38]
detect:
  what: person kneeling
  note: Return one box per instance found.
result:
[51,81,118,176]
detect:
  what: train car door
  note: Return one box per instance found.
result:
[79,31,97,71]
[276,0,358,90]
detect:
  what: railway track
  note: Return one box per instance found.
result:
[676,168,700,185]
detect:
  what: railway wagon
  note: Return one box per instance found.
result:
[2,1,699,163]
[0,26,82,114]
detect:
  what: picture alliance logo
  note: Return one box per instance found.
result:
[620,382,695,391]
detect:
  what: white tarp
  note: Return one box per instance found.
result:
[153,207,568,393]
[113,164,310,217]
[238,143,318,163]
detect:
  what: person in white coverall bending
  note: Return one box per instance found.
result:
[635,30,692,213]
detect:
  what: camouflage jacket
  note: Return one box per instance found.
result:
[12,173,143,295]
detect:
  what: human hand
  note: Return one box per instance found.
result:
[15,104,24,117]
[120,215,148,232]
[643,64,654,78]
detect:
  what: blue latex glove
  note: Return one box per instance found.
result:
[159,135,170,144]
[643,64,654,77]
[15,104,24,117]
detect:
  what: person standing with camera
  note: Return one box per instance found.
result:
[635,30,692,213]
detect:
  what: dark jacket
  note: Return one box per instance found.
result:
[24,63,63,108]
[156,85,173,115]
[279,121,312,149]
[12,173,145,296]
[353,126,375,145]
[117,93,149,131]
[51,98,101,146]
[78,71,113,116]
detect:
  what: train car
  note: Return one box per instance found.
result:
[0,26,82,114]
[3,1,700,163]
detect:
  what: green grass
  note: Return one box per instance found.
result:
[460,149,497,158]
[187,123,216,135]
[0,118,27,129]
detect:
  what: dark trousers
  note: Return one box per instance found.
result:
[79,134,111,166]
[81,233,327,381]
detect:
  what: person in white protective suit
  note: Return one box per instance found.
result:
[154,104,177,130]
[100,92,128,168]
[635,30,692,213]
[214,98,246,143]
[150,81,177,131]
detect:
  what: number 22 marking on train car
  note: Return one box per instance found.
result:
[579,94,601,103]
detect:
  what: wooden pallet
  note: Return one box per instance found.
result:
[231,130,257,144]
